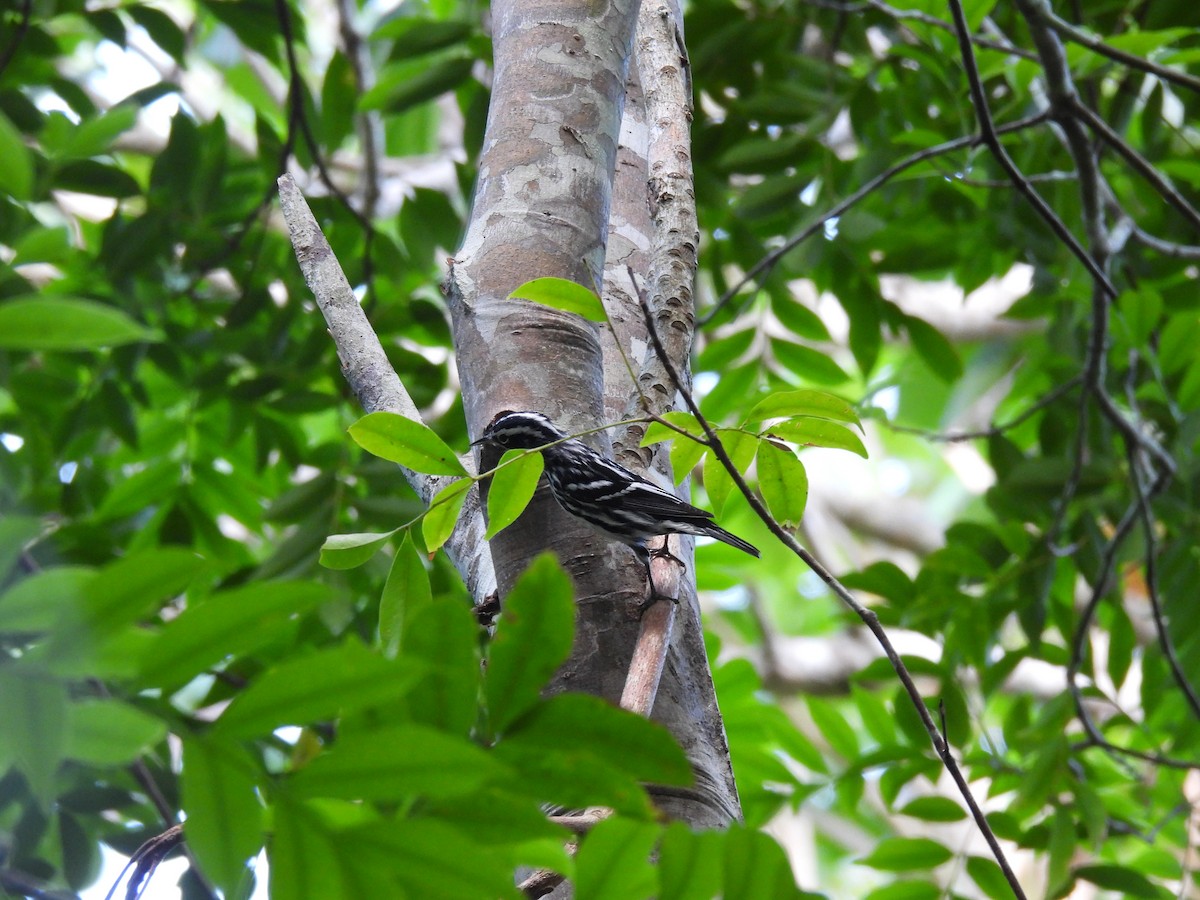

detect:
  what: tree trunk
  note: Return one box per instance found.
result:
[445,0,741,839]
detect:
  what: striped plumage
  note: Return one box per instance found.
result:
[473,410,760,565]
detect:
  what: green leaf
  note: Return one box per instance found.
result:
[378,531,432,655]
[485,449,545,539]
[1074,864,1161,898]
[770,339,851,384]
[58,104,138,158]
[863,883,941,900]
[290,724,504,800]
[0,515,40,585]
[346,817,525,900]
[905,315,962,382]
[348,411,467,475]
[722,826,807,899]
[746,389,860,428]
[486,554,575,734]
[65,699,166,766]
[136,582,331,689]
[270,796,396,900]
[0,669,68,805]
[859,837,953,871]
[0,111,33,200]
[966,855,1014,900]
[807,696,859,759]
[0,566,94,633]
[374,17,474,57]
[658,822,724,900]
[897,796,966,823]
[182,737,264,895]
[574,817,659,900]
[769,418,869,458]
[702,428,758,515]
[318,530,398,569]
[214,640,424,740]
[503,693,691,788]
[509,277,608,323]
[422,477,471,552]
[755,439,808,526]
[360,54,476,113]
[852,684,896,746]
[399,600,480,735]
[640,411,704,448]
[44,549,208,671]
[53,160,142,197]
[0,297,160,350]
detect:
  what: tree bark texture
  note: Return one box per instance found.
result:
[446,0,741,834]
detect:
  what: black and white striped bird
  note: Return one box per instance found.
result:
[473,411,759,576]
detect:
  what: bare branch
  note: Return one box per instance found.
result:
[277,174,495,603]
[1042,9,1200,96]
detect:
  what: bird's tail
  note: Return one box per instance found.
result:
[704,524,760,558]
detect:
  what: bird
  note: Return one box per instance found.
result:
[472,410,759,595]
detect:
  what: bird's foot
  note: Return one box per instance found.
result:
[648,541,686,571]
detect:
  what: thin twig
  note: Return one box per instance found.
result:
[701,111,1051,323]
[1070,98,1200,235]
[947,0,1118,301]
[1042,7,1200,96]
[639,292,1028,899]
[888,375,1082,442]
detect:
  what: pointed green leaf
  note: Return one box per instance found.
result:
[807,696,859,759]
[0,566,95,633]
[214,640,424,740]
[319,530,397,570]
[0,297,161,350]
[575,817,659,900]
[348,411,467,475]
[182,736,264,895]
[485,450,545,539]
[702,429,758,514]
[345,817,526,900]
[290,724,504,800]
[769,418,869,458]
[136,582,331,689]
[504,693,691,788]
[897,796,966,823]
[486,554,575,734]
[510,277,607,322]
[859,837,953,871]
[378,531,432,655]
[0,669,68,805]
[640,411,703,447]
[755,439,808,527]
[270,796,396,900]
[0,111,33,200]
[746,389,860,428]
[966,855,1013,900]
[906,316,962,383]
[65,699,166,766]
[658,822,724,900]
[722,826,807,899]
[421,478,471,552]
[400,600,480,735]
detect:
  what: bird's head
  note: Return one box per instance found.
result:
[472,410,566,451]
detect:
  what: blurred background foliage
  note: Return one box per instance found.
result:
[1,0,1200,896]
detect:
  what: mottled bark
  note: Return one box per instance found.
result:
[446,0,740,838]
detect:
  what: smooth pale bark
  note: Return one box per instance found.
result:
[447,0,740,835]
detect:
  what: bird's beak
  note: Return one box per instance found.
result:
[470,436,488,448]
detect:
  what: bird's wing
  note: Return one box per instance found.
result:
[602,466,716,523]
